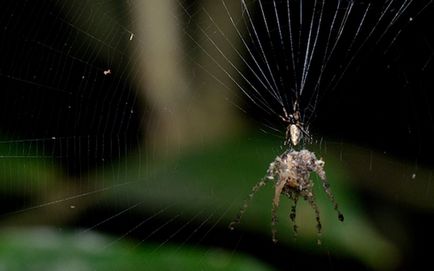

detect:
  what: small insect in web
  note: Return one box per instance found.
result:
[229,102,344,244]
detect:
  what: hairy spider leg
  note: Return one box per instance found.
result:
[289,194,299,236]
[283,188,299,235]
[313,164,344,222]
[271,179,286,243]
[229,177,270,231]
[302,190,323,244]
[322,179,344,222]
[271,202,278,243]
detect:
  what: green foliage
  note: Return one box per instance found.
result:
[0,228,272,271]
[2,132,422,270]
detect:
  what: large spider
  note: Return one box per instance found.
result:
[229,105,344,243]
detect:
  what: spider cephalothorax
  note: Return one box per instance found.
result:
[280,102,310,146]
[229,105,344,243]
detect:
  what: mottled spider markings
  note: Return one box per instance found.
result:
[229,104,344,244]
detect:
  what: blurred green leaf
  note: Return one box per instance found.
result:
[0,227,273,271]
[0,141,61,193]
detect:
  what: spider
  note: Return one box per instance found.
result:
[229,104,344,243]
[280,101,311,146]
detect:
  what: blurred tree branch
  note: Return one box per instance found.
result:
[132,0,246,155]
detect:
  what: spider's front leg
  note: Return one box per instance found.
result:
[229,177,271,230]
[271,179,286,243]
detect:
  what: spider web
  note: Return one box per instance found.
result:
[0,0,433,270]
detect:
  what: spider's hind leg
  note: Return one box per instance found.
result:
[289,194,299,236]
[229,177,270,230]
[303,191,323,245]
[283,189,299,236]
[271,202,278,243]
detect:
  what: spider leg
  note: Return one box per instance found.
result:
[289,194,299,236]
[313,164,344,222]
[298,125,311,141]
[322,178,344,222]
[303,191,322,244]
[229,177,270,231]
[284,125,292,146]
[271,179,286,243]
[282,107,290,120]
[283,189,299,236]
